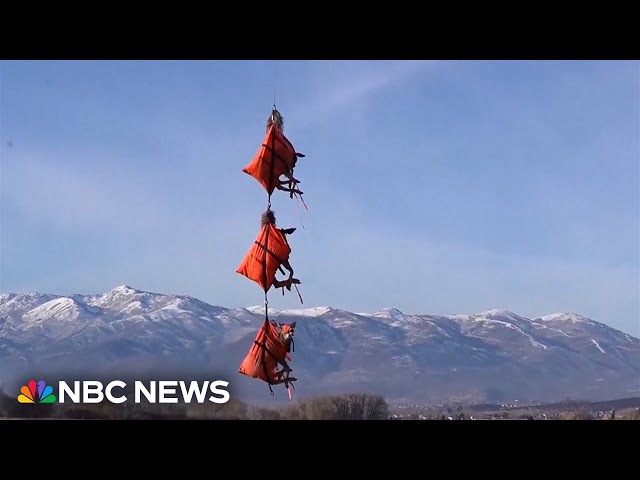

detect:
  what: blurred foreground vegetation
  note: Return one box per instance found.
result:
[0,388,389,420]
[3,387,639,420]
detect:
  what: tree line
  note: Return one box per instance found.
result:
[0,388,390,420]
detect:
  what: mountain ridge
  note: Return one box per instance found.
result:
[0,284,612,325]
[1,285,639,404]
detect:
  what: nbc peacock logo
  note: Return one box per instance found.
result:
[17,380,57,404]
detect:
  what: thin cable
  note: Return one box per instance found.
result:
[273,62,277,107]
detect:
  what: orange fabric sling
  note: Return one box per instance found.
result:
[236,223,291,292]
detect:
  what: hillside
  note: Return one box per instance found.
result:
[1,285,639,404]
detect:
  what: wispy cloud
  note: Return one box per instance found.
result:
[290,221,640,336]
[1,140,265,237]
[287,60,436,127]
[3,152,172,234]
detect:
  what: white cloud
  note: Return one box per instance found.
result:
[288,222,640,337]
[3,152,168,233]
[286,60,436,128]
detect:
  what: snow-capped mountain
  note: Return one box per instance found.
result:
[1,285,639,404]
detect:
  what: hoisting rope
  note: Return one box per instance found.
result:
[250,64,300,395]
[259,104,279,395]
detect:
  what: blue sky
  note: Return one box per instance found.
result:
[1,60,638,335]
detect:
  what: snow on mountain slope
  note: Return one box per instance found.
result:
[1,286,638,404]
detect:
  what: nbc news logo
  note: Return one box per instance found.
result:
[16,379,230,404]
[17,380,57,404]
